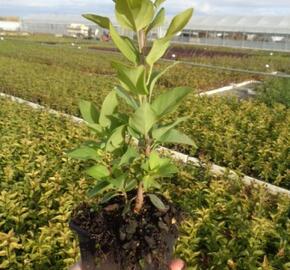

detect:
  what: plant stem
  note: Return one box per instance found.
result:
[134,181,144,213]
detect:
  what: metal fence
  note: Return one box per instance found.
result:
[20,22,290,52]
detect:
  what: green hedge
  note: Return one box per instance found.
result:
[177,97,290,189]
[0,98,289,269]
[0,40,289,188]
[256,78,290,108]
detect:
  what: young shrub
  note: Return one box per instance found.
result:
[69,0,194,213]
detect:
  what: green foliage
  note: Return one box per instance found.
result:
[177,97,290,189]
[256,78,290,108]
[171,165,290,269]
[75,0,194,210]
[0,98,289,269]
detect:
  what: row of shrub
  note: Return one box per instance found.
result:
[8,34,290,74]
[0,40,289,188]
[0,97,289,269]
[0,39,254,91]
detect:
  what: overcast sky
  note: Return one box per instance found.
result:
[1,0,290,21]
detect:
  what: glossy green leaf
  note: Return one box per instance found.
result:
[146,8,165,34]
[115,0,135,30]
[87,180,111,197]
[100,192,121,204]
[125,179,138,192]
[112,62,148,95]
[147,62,178,93]
[146,37,170,66]
[119,146,139,166]
[110,174,126,190]
[129,102,157,135]
[82,14,110,29]
[114,86,138,109]
[166,8,193,37]
[148,151,161,171]
[143,175,161,191]
[151,87,192,118]
[115,0,154,31]
[152,116,189,140]
[109,23,139,64]
[133,0,154,31]
[86,165,110,179]
[106,125,125,152]
[67,146,99,161]
[159,129,195,146]
[148,194,167,211]
[79,100,99,124]
[99,91,118,128]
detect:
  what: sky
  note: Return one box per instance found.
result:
[1,0,290,21]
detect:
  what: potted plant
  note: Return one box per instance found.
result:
[68,1,194,269]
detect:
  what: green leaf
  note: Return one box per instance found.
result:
[87,123,103,133]
[154,0,166,8]
[99,91,118,128]
[147,151,178,177]
[158,160,178,177]
[125,179,138,192]
[129,102,157,135]
[112,62,148,95]
[147,62,178,94]
[151,87,192,118]
[100,192,120,204]
[110,174,126,190]
[166,8,193,37]
[146,37,170,66]
[159,129,195,146]
[143,175,161,191]
[115,0,135,30]
[67,146,99,161]
[148,194,167,211]
[152,116,189,140]
[146,8,165,34]
[114,86,138,109]
[106,125,126,152]
[79,100,99,124]
[133,0,154,31]
[86,165,110,179]
[148,151,161,170]
[109,23,139,64]
[87,180,111,197]
[82,14,110,29]
[115,0,154,31]
[119,146,139,166]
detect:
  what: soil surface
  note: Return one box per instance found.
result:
[71,195,180,270]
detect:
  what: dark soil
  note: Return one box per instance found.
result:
[89,45,249,59]
[71,195,180,270]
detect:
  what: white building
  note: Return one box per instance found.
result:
[67,23,91,38]
[0,17,21,31]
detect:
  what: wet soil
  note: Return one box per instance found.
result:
[71,195,180,270]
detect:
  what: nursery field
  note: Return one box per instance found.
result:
[0,97,289,269]
[0,37,289,188]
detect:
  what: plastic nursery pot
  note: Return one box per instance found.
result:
[69,220,177,270]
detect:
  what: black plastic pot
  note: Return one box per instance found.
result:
[69,220,177,270]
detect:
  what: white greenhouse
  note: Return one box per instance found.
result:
[175,16,290,52]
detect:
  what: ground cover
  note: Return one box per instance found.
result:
[0,97,289,269]
[0,38,289,188]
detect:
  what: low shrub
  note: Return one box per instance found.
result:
[256,78,290,108]
[0,98,289,269]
